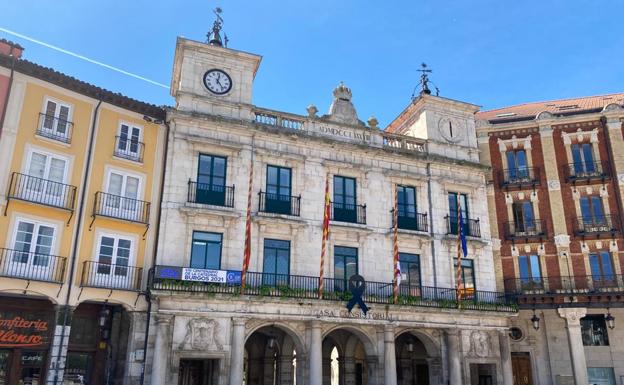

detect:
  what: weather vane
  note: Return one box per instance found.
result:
[411,63,440,100]
[207,7,228,47]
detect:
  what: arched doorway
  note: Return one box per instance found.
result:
[244,325,301,385]
[395,333,430,385]
[322,328,375,385]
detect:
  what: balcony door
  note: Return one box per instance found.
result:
[117,123,141,159]
[334,246,358,291]
[266,165,292,214]
[397,185,417,229]
[25,150,67,201]
[399,252,421,296]
[571,143,596,175]
[190,232,222,270]
[506,149,528,181]
[579,196,606,229]
[333,176,357,223]
[262,239,290,286]
[197,154,227,205]
[518,254,542,289]
[41,99,70,139]
[9,219,55,280]
[448,192,468,235]
[93,234,133,289]
[512,201,536,234]
[454,258,475,297]
[589,251,615,287]
[105,171,141,221]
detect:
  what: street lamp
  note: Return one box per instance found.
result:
[531,310,540,331]
[605,309,615,330]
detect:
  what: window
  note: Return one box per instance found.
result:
[587,367,615,385]
[399,253,421,295]
[581,315,609,346]
[506,150,528,181]
[454,258,475,293]
[580,196,606,226]
[333,176,357,222]
[263,239,290,285]
[512,201,536,233]
[105,171,141,220]
[10,219,56,280]
[518,255,542,287]
[196,154,227,205]
[95,234,132,283]
[396,185,417,226]
[448,192,468,235]
[334,246,358,289]
[190,232,222,270]
[41,99,71,140]
[265,165,292,214]
[571,143,595,175]
[589,251,615,284]
[116,123,142,160]
[26,150,67,198]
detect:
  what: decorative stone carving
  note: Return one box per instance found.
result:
[307,104,318,118]
[537,243,546,256]
[617,173,624,185]
[438,116,465,143]
[547,180,560,191]
[326,82,361,126]
[610,240,619,252]
[523,244,531,253]
[557,307,587,323]
[554,234,570,248]
[511,245,519,257]
[530,191,538,202]
[469,331,491,358]
[179,318,223,351]
[536,111,554,121]
[600,186,608,197]
[603,103,623,112]
[595,241,603,249]
[505,193,513,204]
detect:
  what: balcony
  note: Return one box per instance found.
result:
[7,172,77,211]
[114,136,144,163]
[392,209,428,232]
[149,267,517,312]
[503,220,547,241]
[92,191,150,224]
[574,215,620,238]
[258,191,301,216]
[445,216,481,238]
[80,261,142,291]
[498,167,540,189]
[187,181,235,208]
[37,113,73,144]
[0,247,66,283]
[505,275,624,297]
[563,161,610,184]
[330,202,366,225]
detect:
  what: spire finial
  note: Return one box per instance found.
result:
[207,7,228,47]
[411,63,440,101]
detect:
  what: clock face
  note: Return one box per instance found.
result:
[203,69,232,95]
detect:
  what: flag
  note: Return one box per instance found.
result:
[392,185,400,304]
[318,174,331,299]
[241,151,254,291]
[318,175,331,298]
[456,196,468,303]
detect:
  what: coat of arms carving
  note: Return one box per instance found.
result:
[179,318,223,351]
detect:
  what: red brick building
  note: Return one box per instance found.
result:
[477,94,624,385]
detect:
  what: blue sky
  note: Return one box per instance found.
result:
[3,1,623,126]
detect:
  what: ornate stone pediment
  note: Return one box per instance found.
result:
[468,331,491,358]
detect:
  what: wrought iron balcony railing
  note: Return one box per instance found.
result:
[392,209,428,232]
[563,161,610,182]
[503,219,547,241]
[330,201,366,225]
[7,172,77,211]
[445,216,481,238]
[0,247,66,283]
[187,181,235,208]
[80,261,142,291]
[505,275,624,296]
[498,167,540,188]
[258,191,301,216]
[114,136,144,163]
[93,191,150,224]
[149,267,517,312]
[574,215,620,236]
[37,113,73,144]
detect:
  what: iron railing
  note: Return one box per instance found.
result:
[392,209,428,232]
[114,136,144,163]
[445,216,481,238]
[258,191,301,216]
[574,215,620,236]
[563,161,610,182]
[37,113,73,143]
[330,201,366,224]
[7,172,77,210]
[0,247,66,283]
[80,261,142,291]
[505,275,624,296]
[93,191,150,224]
[499,167,540,188]
[503,219,547,240]
[187,181,235,208]
[149,268,517,312]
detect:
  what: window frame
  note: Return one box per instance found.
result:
[25,148,69,184]
[589,251,615,281]
[262,238,291,277]
[333,175,357,208]
[454,258,476,291]
[518,254,542,283]
[581,315,610,346]
[189,231,223,270]
[104,168,144,200]
[94,232,135,276]
[571,142,596,173]
[197,153,228,190]
[333,246,359,282]
[399,252,421,289]
[266,165,292,198]
[397,185,417,218]
[40,97,73,138]
[116,121,143,157]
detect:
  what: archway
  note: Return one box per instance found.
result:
[322,328,376,385]
[244,325,301,385]
[395,332,434,385]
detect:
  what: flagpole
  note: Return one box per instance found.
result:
[319,174,330,299]
[392,184,400,305]
[455,194,463,307]
[241,137,255,292]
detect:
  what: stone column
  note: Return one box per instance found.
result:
[446,330,462,385]
[45,305,74,385]
[498,330,514,385]
[151,314,173,385]
[558,308,588,385]
[229,318,247,385]
[383,325,397,385]
[309,321,323,385]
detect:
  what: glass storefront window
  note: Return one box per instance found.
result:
[65,352,93,385]
[0,351,9,385]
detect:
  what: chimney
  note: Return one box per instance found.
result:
[0,39,24,59]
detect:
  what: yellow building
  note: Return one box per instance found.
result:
[0,39,166,385]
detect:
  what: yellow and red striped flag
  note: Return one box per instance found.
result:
[241,152,254,292]
[456,195,468,305]
[318,174,331,299]
[392,184,400,304]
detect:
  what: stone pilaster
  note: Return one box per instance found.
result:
[45,305,74,385]
[308,321,323,385]
[498,330,513,385]
[151,314,173,385]
[557,308,588,385]
[383,325,397,385]
[229,318,247,385]
[446,329,462,385]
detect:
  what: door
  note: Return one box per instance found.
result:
[333,176,357,223]
[262,239,290,286]
[266,165,292,214]
[105,172,140,220]
[512,201,536,234]
[41,99,70,140]
[571,143,595,175]
[19,351,46,385]
[179,359,217,385]
[196,154,227,205]
[506,150,528,181]
[397,185,417,230]
[511,353,533,385]
[589,251,616,288]
[9,220,55,280]
[448,193,468,235]
[399,253,421,297]
[25,151,67,203]
[117,123,141,159]
[579,196,607,230]
[334,246,358,291]
[92,235,133,289]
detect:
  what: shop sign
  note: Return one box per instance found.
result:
[155,266,241,284]
[0,317,49,347]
